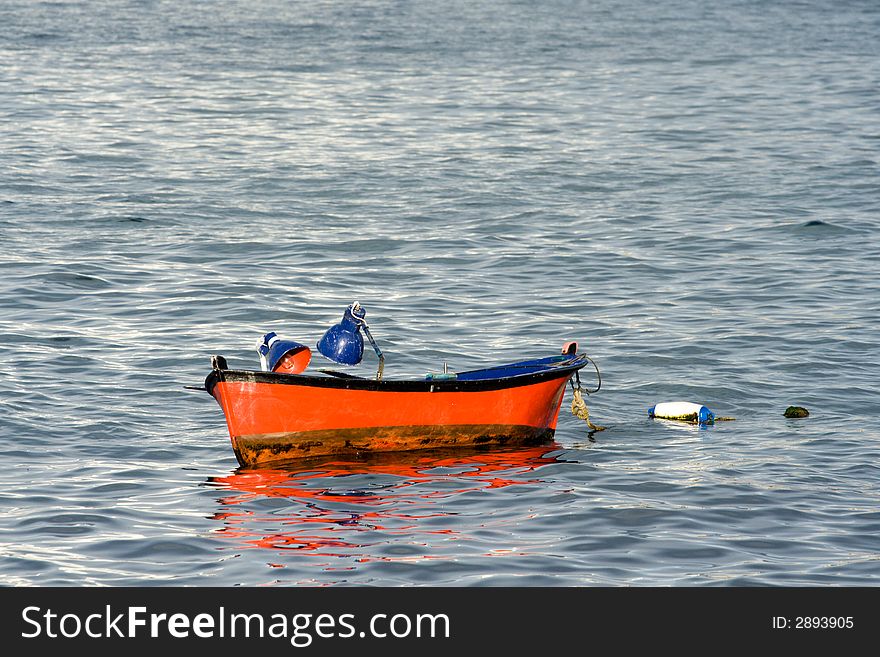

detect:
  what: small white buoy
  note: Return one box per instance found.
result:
[648,401,715,425]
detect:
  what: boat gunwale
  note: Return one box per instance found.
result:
[205,354,588,395]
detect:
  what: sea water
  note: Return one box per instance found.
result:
[1,0,879,586]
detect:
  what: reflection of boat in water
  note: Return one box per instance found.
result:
[202,302,598,467]
[206,444,563,555]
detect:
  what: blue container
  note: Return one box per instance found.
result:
[316,303,367,365]
[257,332,311,373]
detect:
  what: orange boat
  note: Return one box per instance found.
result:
[203,303,598,467]
[206,349,595,467]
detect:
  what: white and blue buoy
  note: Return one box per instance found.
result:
[648,401,715,425]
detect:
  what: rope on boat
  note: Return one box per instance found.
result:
[577,356,601,395]
[571,387,606,432]
[569,357,605,432]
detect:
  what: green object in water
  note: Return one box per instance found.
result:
[784,406,810,418]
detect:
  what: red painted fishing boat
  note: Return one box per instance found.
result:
[204,303,599,467]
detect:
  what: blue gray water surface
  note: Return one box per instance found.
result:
[1,0,879,586]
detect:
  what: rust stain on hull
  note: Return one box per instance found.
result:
[231,424,555,467]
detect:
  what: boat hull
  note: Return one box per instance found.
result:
[226,424,556,466]
[207,365,579,467]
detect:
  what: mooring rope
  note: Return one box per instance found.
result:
[569,356,605,431]
[571,387,606,432]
